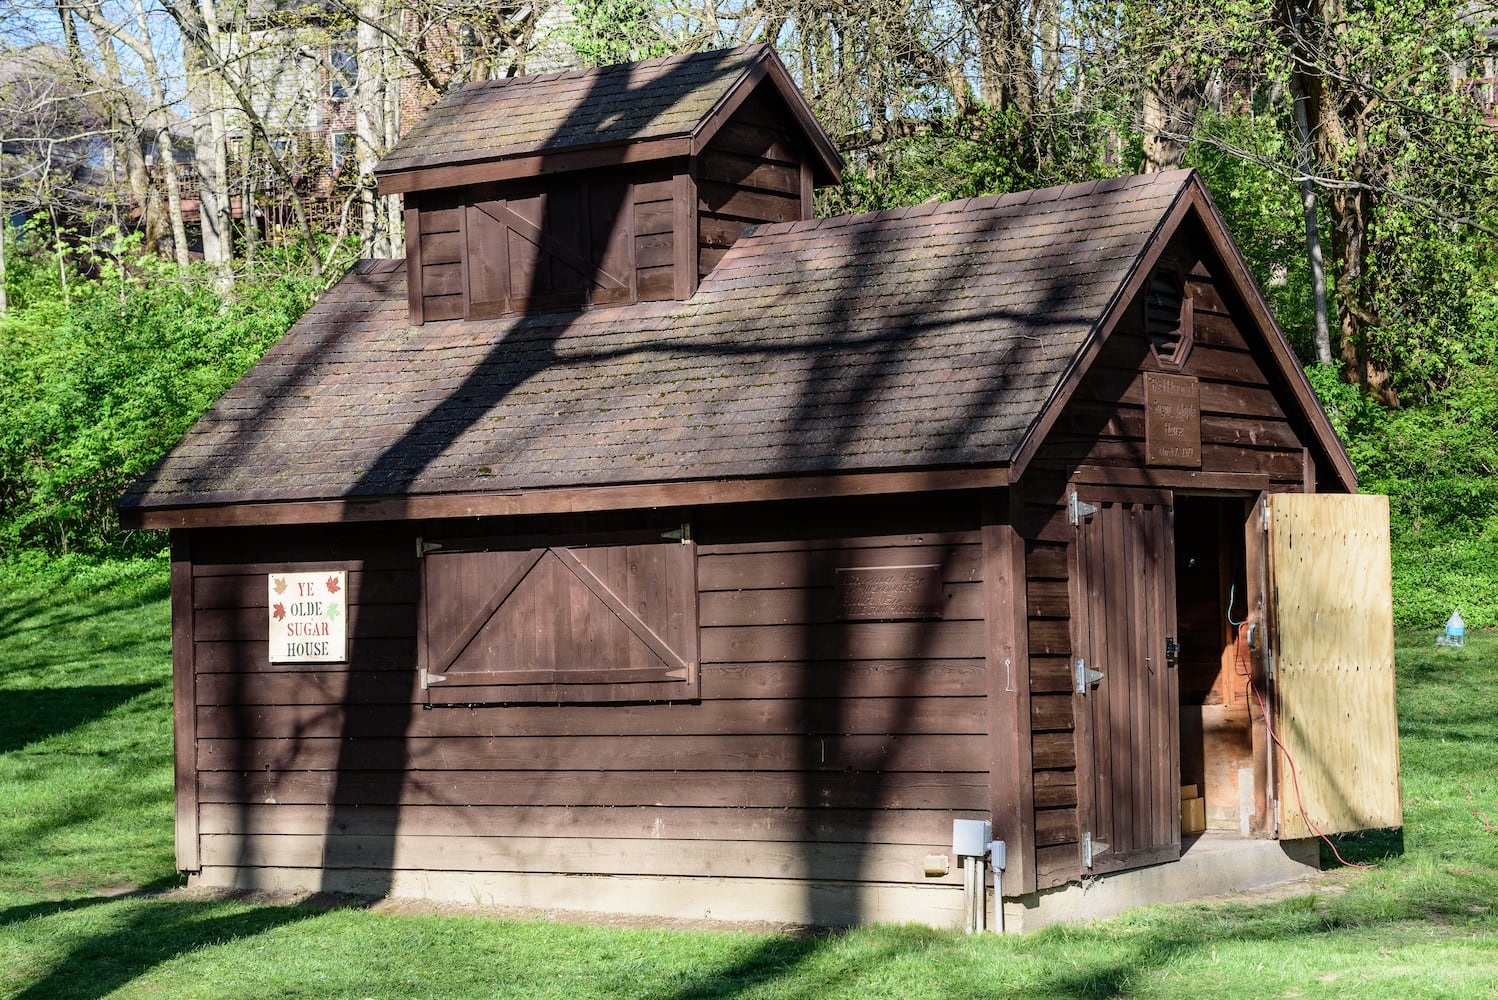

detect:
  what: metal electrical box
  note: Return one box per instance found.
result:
[952,819,992,857]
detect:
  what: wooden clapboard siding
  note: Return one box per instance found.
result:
[1034,267,1312,491]
[403,85,819,321]
[697,85,808,279]
[199,803,975,845]
[200,833,961,885]
[198,694,987,739]
[186,499,990,897]
[198,768,989,810]
[1026,520,1083,888]
[410,199,464,322]
[633,170,678,301]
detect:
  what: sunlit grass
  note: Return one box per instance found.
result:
[2,557,1496,999]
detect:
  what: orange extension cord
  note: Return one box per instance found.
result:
[1231,623,1378,871]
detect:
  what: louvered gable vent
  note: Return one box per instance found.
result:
[1145,265,1193,367]
[375,45,842,324]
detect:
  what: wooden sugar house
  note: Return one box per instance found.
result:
[119,45,1402,930]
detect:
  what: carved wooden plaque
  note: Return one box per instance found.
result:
[835,565,944,620]
[1145,372,1202,467]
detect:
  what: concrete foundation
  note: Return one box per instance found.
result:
[999,833,1321,932]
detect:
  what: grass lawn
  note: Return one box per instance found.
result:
[1,554,1495,999]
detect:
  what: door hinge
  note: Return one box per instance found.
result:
[1074,658,1105,693]
[1082,831,1110,869]
[418,538,442,557]
[1068,491,1098,526]
[659,522,692,543]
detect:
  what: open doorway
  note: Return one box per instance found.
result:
[1173,496,1256,836]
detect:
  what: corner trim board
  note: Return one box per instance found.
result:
[171,530,200,872]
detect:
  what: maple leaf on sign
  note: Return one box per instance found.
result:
[272,602,286,621]
[326,575,341,594]
[272,577,287,595]
[327,602,341,621]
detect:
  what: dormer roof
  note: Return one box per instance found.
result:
[376,45,842,195]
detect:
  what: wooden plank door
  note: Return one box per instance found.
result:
[1260,493,1402,838]
[419,536,699,704]
[1072,498,1181,874]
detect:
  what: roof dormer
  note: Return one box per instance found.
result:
[376,45,842,324]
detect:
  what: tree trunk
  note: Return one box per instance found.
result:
[75,13,164,252]
[355,0,396,258]
[1289,74,1332,365]
[0,183,8,315]
[1285,0,1397,404]
[1327,186,1397,405]
[970,0,1035,113]
[1037,0,1060,110]
[1140,70,1199,173]
[134,0,191,266]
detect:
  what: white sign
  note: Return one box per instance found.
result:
[268,571,347,663]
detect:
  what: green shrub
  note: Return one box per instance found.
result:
[1310,364,1498,629]
[0,242,325,558]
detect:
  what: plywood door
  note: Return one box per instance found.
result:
[1073,500,1181,874]
[1264,493,1402,838]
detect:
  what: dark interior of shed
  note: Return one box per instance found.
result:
[1173,496,1254,834]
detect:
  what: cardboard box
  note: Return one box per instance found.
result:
[1181,795,1207,834]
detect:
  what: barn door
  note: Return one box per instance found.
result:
[464,182,633,317]
[419,532,699,705]
[1255,493,1402,839]
[1072,497,1181,874]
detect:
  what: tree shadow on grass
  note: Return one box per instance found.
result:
[0,684,156,753]
[654,927,851,1000]
[0,563,170,645]
[7,891,325,1000]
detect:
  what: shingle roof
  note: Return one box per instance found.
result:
[378,45,774,178]
[119,171,1194,512]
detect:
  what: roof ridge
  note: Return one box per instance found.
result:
[455,44,764,95]
[741,171,1186,242]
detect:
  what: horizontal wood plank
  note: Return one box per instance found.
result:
[699,545,981,590]
[194,659,986,702]
[701,621,984,662]
[194,570,416,610]
[200,832,963,885]
[195,604,414,642]
[198,802,980,846]
[198,733,990,773]
[197,694,989,739]
[1032,732,1077,769]
[1034,807,1079,847]
[698,150,801,194]
[197,768,990,810]
[195,638,414,674]
[700,582,981,627]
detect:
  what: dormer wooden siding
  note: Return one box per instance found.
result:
[380,48,841,325]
